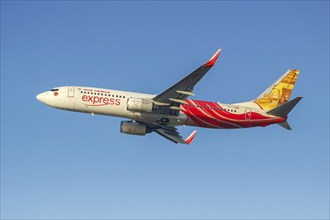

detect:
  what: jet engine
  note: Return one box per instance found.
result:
[120,121,148,135]
[127,98,153,113]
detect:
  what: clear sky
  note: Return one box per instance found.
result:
[1,1,329,219]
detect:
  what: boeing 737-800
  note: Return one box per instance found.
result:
[36,49,302,144]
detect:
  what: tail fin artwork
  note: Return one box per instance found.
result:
[254,69,300,111]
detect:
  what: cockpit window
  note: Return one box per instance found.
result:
[50,89,59,91]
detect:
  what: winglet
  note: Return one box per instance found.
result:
[204,49,222,67]
[185,130,197,144]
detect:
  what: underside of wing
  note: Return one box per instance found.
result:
[136,121,197,144]
[154,127,197,144]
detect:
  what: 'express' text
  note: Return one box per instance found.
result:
[82,95,121,106]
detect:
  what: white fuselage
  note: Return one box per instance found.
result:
[37,86,283,130]
[37,86,188,126]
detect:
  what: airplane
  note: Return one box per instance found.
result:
[36,49,302,144]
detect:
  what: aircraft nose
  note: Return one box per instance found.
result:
[36,92,47,103]
[36,94,42,101]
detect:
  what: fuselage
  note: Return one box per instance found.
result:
[36,86,285,129]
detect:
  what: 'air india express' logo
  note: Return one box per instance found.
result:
[82,95,121,106]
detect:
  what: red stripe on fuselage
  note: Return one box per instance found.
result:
[182,105,219,128]
[185,100,240,128]
[181,99,284,128]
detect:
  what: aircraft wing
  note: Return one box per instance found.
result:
[154,127,197,144]
[140,121,197,144]
[152,49,221,115]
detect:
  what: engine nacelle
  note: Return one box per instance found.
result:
[127,98,153,113]
[120,121,147,136]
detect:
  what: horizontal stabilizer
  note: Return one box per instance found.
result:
[267,97,302,117]
[278,121,292,130]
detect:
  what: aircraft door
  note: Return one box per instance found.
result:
[68,87,75,97]
[245,108,251,120]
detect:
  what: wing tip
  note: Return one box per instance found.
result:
[185,130,197,144]
[204,49,222,67]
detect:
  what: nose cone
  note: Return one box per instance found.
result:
[36,93,42,101]
[36,92,47,104]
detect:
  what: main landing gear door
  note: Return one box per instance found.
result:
[68,87,75,97]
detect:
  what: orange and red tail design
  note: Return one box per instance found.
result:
[254,69,299,111]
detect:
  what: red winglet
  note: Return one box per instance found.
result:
[185,130,197,144]
[204,49,222,67]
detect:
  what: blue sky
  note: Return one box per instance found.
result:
[1,1,329,219]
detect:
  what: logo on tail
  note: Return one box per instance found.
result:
[254,69,299,111]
